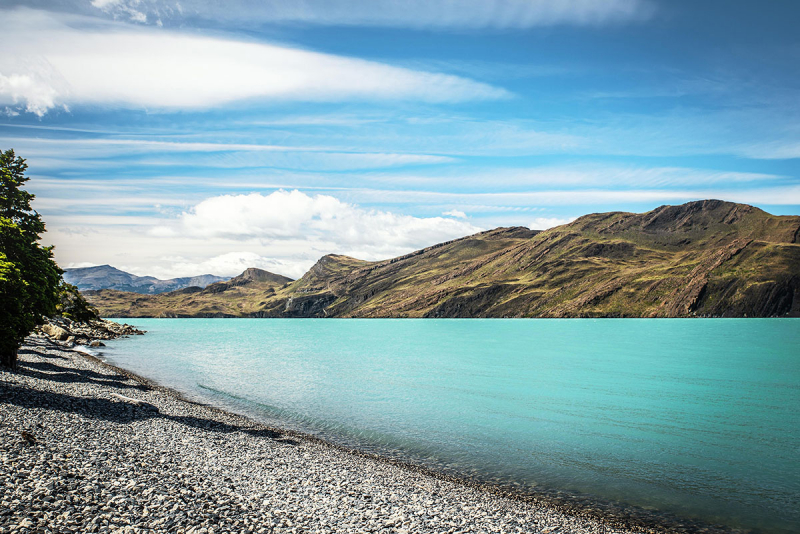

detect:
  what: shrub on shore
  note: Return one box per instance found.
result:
[0,149,62,367]
[57,282,100,323]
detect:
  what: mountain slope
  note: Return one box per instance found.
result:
[85,268,293,317]
[410,200,800,318]
[64,265,229,294]
[85,200,800,318]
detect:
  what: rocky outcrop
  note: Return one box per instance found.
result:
[283,294,337,317]
[38,317,144,348]
[579,242,636,259]
[423,284,517,318]
[40,324,70,341]
[659,238,752,316]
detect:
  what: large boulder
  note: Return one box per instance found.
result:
[41,323,70,341]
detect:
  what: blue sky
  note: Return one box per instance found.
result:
[1,0,799,278]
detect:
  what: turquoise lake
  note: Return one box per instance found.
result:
[103,319,799,533]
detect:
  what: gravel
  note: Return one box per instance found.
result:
[1,335,654,533]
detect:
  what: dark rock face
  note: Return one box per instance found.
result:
[283,294,337,317]
[697,276,799,317]
[639,200,747,233]
[579,242,636,259]
[743,277,798,316]
[423,284,517,318]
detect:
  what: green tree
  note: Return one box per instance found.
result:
[57,282,100,323]
[0,150,62,367]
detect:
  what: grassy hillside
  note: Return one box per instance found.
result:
[86,200,800,318]
[85,268,293,318]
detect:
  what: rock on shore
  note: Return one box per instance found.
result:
[38,317,144,349]
[1,338,651,534]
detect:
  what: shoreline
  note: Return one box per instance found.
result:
[2,336,740,533]
[81,349,735,534]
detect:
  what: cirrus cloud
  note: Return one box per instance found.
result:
[86,0,654,29]
[0,9,509,116]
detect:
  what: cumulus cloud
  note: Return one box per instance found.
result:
[103,190,485,277]
[170,190,482,248]
[443,209,467,218]
[0,9,508,115]
[86,0,653,29]
[146,252,303,280]
[45,190,484,279]
[0,56,72,116]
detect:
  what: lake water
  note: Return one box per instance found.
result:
[103,318,799,533]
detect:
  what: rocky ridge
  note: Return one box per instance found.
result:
[85,200,800,319]
[64,265,229,294]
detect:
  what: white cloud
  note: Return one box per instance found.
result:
[147,252,303,280]
[340,186,800,207]
[529,216,576,230]
[443,209,467,218]
[171,190,482,247]
[737,141,800,160]
[64,261,103,269]
[89,0,653,29]
[0,57,70,116]
[91,0,148,23]
[41,185,800,280]
[57,190,483,277]
[0,9,508,115]
[376,165,784,188]
[2,136,456,172]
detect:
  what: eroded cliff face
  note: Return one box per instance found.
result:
[86,201,800,319]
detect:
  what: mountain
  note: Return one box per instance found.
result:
[84,200,800,318]
[63,265,230,294]
[84,268,293,317]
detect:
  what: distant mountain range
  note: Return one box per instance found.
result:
[84,200,800,318]
[63,265,229,294]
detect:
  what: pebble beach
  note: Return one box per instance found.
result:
[1,336,673,534]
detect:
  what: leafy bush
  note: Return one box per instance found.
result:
[57,282,100,323]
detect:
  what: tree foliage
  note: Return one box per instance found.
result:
[0,150,62,367]
[57,282,100,323]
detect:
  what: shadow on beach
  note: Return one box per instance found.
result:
[2,343,296,445]
[18,344,68,360]
[15,359,149,391]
